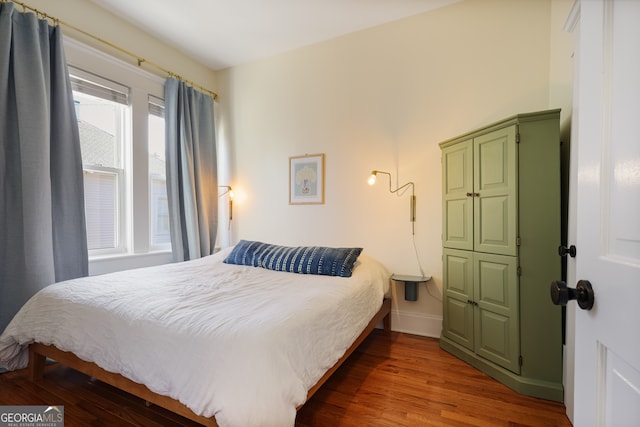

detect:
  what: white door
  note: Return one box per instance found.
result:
[568,0,640,426]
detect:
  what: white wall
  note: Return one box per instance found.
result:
[216,0,575,336]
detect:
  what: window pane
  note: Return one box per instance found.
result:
[149,111,170,246]
[84,171,117,250]
[75,91,124,169]
[151,178,170,245]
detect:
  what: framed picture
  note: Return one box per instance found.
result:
[289,153,325,204]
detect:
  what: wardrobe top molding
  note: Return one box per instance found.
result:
[438,108,561,149]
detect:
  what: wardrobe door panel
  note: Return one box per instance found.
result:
[474,127,517,256]
[442,249,474,350]
[474,252,520,374]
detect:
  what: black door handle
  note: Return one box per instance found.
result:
[550,280,594,310]
[558,245,577,257]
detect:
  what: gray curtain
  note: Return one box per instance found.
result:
[0,4,88,337]
[164,78,218,262]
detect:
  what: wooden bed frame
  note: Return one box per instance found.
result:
[28,298,391,426]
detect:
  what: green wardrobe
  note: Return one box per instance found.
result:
[439,109,563,402]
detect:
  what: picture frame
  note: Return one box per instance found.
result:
[289,153,325,204]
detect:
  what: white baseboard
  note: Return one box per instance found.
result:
[389,309,442,338]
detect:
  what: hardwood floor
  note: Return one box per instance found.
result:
[297,331,571,426]
[0,330,572,426]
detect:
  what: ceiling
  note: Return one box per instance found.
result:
[91,0,459,70]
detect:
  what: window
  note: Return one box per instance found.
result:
[148,96,170,247]
[64,39,171,264]
[72,70,129,252]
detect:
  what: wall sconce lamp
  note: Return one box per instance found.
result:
[368,170,416,234]
[218,186,234,221]
[369,170,427,301]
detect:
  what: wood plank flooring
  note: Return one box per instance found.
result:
[0,330,572,426]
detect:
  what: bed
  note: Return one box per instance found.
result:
[0,241,391,427]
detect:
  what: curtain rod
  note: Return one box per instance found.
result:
[4,0,218,100]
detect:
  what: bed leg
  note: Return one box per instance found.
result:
[28,346,46,381]
[383,313,391,332]
[381,298,391,332]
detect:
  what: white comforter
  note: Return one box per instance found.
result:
[0,248,390,427]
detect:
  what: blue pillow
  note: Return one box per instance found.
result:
[224,240,363,278]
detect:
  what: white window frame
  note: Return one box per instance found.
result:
[64,37,172,274]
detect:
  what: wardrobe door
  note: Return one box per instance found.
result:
[473,126,518,256]
[474,252,520,374]
[442,139,473,250]
[442,248,474,350]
